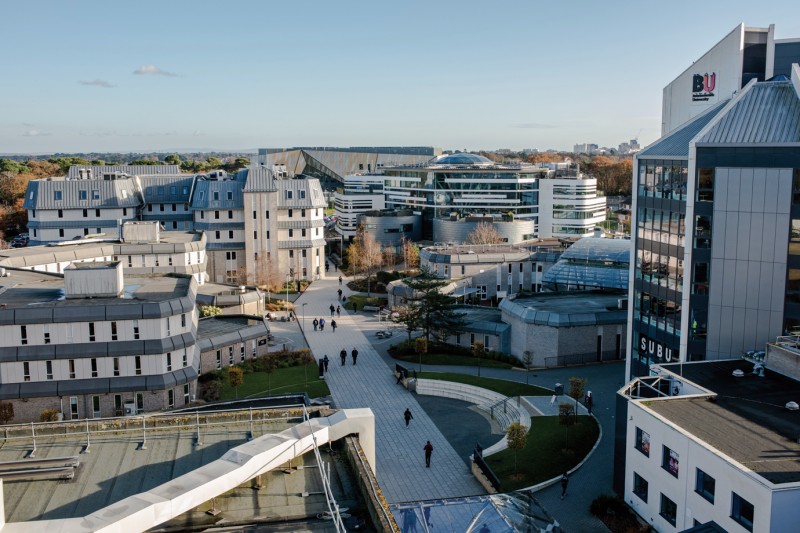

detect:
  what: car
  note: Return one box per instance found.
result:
[375,330,393,339]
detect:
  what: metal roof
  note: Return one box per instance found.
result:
[697,80,800,144]
[638,100,730,159]
[67,164,181,178]
[276,179,327,208]
[139,175,195,203]
[242,167,277,192]
[500,291,627,327]
[191,177,246,210]
[23,178,141,210]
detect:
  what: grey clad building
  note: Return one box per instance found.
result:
[628,66,800,377]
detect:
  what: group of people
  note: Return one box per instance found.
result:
[311,317,337,332]
[339,348,359,365]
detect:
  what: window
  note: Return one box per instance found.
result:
[91,358,98,377]
[288,209,293,218]
[289,250,294,258]
[662,445,679,477]
[181,314,186,328]
[59,228,64,237]
[228,230,233,239]
[58,209,63,218]
[253,210,257,219]
[254,231,258,239]
[216,350,221,369]
[301,229,306,237]
[635,427,650,456]
[54,190,63,201]
[171,203,176,211]
[697,168,714,202]
[215,211,220,219]
[731,492,754,531]
[184,383,190,405]
[79,190,87,200]
[301,209,306,217]
[92,395,101,418]
[183,186,189,195]
[213,191,219,201]
[302,249,307,258]
[46,360,53,380]
[95,209,100,217]
[215,230,220,239]
[165,317,171,336]
[286,190,292,199]
[289,229,294,238]
[70,396,79,419]
[240,344,245,362]
[300,190,306,199]
[166,352,172,371]
[111,321,118,341]
[265,211,269,219]
[228,210,233,219]
[633,472,648,502]
[136,392,144,414]
[182,349,187,367]
[92,190,100,200]
[695,468,715,503]
[113,357,120,376]
[660,494,677,526]
[168,389,175,408]
[133,320,140,340]
[82,209,88,218]
[226,251,236,260]
[200,211,205,219]
[23,362,30,382]
[229,346,234,365]
[20,325,27,345]
[135,356,142,375]
[89,322,96,342]
[69,359,76,379]
[123,208,127,216]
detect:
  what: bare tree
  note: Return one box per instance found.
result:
[359,230,383,296]
[466,222,504,245]
[401,236,420,270]
[383,246,397,269]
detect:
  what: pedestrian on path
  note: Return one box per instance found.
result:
[339,275,343,285]
[331,319,337,332]
[319,318,325,331]
[323,355,329,372]
[585,391,593,414]
[337,288,343,301]
[353,302,357,313]
[342,295,347,305]
[423,441,433,467]
[330,304,335,317]
[336,305,341,317]
[325,262,330,272]
[313,318,319,331]
[404,408,413,427]
[340,349,347,366]
[334,263,337,272]
[560,472,569,499]
[351,348,358,365]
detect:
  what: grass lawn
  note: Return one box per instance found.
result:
[220,364,330,400]
[486,416,599,491]
[393,352,514,369]
[343,295,387,310]
[417,372,550,396]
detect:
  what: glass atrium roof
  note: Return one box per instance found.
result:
[434,153,494,165]
[542,237,630,291]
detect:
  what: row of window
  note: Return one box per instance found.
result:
[21,350,187,381]
[52,190,102,202]
[63,385,190,420]
[18,315,187,345]
[633,427,755,530]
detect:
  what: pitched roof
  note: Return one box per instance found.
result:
[638,100,729,159]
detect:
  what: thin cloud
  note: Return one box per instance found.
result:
[79,79,115,88]
[23,129,50,137]
[133,65,179,77]
[514,123,557,129]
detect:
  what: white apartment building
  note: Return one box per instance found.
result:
[537,173,607,237]
[620,357,800,532]
[333,175,386,239]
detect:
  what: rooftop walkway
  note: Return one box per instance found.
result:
[295,275,484,504]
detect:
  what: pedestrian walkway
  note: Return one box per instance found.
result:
[295,275,484,504]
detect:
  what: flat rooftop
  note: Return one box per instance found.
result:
[196,315,267,341]
[502,291,627,326]
[652,360,800,484]
[0,270,191,308]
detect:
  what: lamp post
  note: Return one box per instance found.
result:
[302,302,307,332]
[285,273,290,320]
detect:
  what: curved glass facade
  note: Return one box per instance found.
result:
[542,237,630,291]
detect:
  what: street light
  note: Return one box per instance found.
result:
[302,302,307,332]
[285,273,290,320]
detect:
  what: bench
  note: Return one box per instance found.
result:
[362,305,380,312]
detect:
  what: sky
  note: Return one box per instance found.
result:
[2,0,800,154]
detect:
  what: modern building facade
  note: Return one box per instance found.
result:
[23,165,327,286]
[662,23,800,135]
[333,175,386,239]
[628,67,800,378]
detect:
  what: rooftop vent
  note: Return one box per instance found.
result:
[64,262,123,299]
[121,221,160,243]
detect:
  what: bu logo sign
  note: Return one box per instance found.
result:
[692,73,716,101]
[639,334,674,362]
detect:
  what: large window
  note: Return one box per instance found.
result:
[633,472,648,503]
[660,494,677,527]
[695,468,715,503]
[635,427,650,456]
[662,446,679,477]
[731,493,754,531]
[697,168,714,202]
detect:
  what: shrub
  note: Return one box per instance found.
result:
[0,401,13,424]
[199,305,223,318]
[199,379,221,402]
[39,409,60,422]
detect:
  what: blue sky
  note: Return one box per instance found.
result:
[2,0,799,154]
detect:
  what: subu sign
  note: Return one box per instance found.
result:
[639,334,674,362]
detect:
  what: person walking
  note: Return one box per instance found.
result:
[353,302,357,313]
[423,441,433,467]
[323,355,329,372]
[340,349,347,366]
[404,408,413,427]
[330,304,335,317]
[585,391,593,415]
[351,348,358,365]
[337,288,343,301]
[331,319,337,332]
[560,472,569,499]
[325,262,330,272]
[319,318,325,331]
[339,275,343,285]
[313,318,319,331]
[336,305,341,317]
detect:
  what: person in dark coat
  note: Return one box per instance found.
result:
[313,318,319,331]
[340,349,347,366]
[337,288,343,300]
[404,408,413,427]
[319,318,325,331]
[330,304,335,317]
[560,472,569,499]
[585,391,593,414]
[336,305,341,317]
[323,355,329,372]
[353,302,357,312]
[339,275,343,285]
[351,348,358,365]
[331,320,337,332]
[423,441,433,467]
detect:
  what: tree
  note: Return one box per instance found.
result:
[39,408,59,422]
[505,422,527,472]
[527,153,563,164]
[404,269,466,343]
[0,401,14,424]
[414,337,428,371]
[522,350,534,384]
[401,236,419,270]
[383,246,397,269]
[164,154,181,165]
[357,229,383,296]
[206,157,224,169]
[568,377,587,423]
[466,222,504,245]
[227,366,244,399]
[199,305,223,318]
[558,403,576,450]
[473,340,485,376]
[393,304,422,341]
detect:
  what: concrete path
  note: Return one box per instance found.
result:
[294,275,484,504]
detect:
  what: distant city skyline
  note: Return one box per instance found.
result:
[2,0,799,153]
